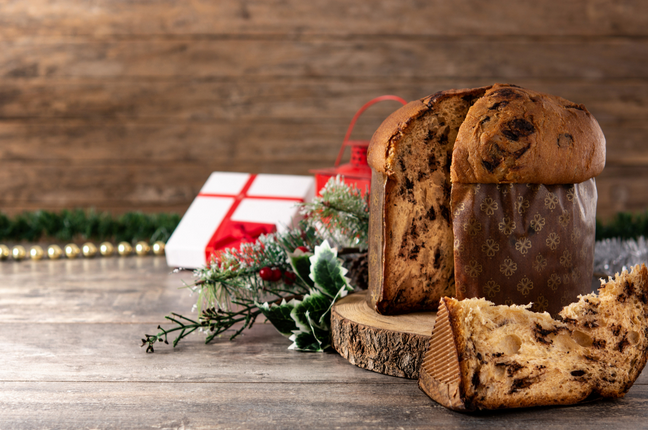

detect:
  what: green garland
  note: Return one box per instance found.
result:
[0,209,180,243]
[596,211,648,241]
[1,203,646,246]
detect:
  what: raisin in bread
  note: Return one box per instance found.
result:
[367,84,606,315]
[419,264,648,411]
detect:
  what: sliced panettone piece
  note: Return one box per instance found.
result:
[367,86,490,314]
[419,263,648,411]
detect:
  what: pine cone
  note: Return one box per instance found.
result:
[342,251,368,290]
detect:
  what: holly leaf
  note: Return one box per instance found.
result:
[288,249,315,290]
[289,331,326,352]
[258,298,300,337]
[258,241,354,353]
[306,314,331,349]
[288,309,331,352]
[290,291,331,333]
[308,241,353,299]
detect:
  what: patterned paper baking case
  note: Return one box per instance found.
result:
[452,179,596,315]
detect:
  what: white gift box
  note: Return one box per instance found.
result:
[165,172,315,268]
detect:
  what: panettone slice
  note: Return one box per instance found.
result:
[419,264,648,411]
[367,86,490,314]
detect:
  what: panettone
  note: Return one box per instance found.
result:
[367,84,606,315]
[418,264,648,411]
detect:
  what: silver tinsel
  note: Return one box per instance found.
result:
[594,237,648,276]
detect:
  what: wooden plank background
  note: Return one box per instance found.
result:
[1,1,647,219]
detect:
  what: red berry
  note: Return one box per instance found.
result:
[296,246,309,253]
[283,271,297,285]
[259,267,273,281]
[270,268,283,282]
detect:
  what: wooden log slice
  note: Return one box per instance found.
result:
[331,291,437,379]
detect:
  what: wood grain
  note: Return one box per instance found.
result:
[0,119,372,163]
[1,0,647,37]
[0,251,646,428]
[0,322,398,384]
[0,118,643,165]
[595,166,648,219]
[0,116,640,164]
[332,291,435,379]
[0,257,195,323]
[0,0,646,217]
[2,39,647,80]
[0,155,639,218]
[2,382,648,429]
[2,80,648,121]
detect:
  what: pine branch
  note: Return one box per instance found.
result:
[299,176,370,248]
[144,228,316,352]
[141,294,304,353]
[192,229,316,314]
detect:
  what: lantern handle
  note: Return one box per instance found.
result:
[334,95,408,167]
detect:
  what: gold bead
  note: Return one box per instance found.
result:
[12,245,26,261]
[152,241,165,256]
[0,244,10,260]
[64,243,81,259]
[47,245,63,260]
[82,242,97,258]
[99,242,114,257]
[135,241,150,256]
[30,245,45,260]
[117,241,132,256]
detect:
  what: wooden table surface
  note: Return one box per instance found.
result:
[1,256,647,429]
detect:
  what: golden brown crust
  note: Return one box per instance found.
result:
[451,84,606,184]
[367,100,428,175]
[367,87,492,175]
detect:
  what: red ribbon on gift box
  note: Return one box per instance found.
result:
[199,174,305,263]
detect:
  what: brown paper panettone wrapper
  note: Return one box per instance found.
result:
[452,179,597,315]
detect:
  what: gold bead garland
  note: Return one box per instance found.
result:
[152,241,165,256]
[12,245,26,261]
[65,243,81,259]
[30,246,45,260]
[118,242,133,256]
[0,244,10,260]
[135,241,150,256]
[100,242,114,256]
[48,245,63,259]
[82,242,97,258]
[0,241,166,261]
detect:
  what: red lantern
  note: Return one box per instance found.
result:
[311,95,407,196]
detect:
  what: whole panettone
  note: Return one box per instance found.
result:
[367,84,605,315]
